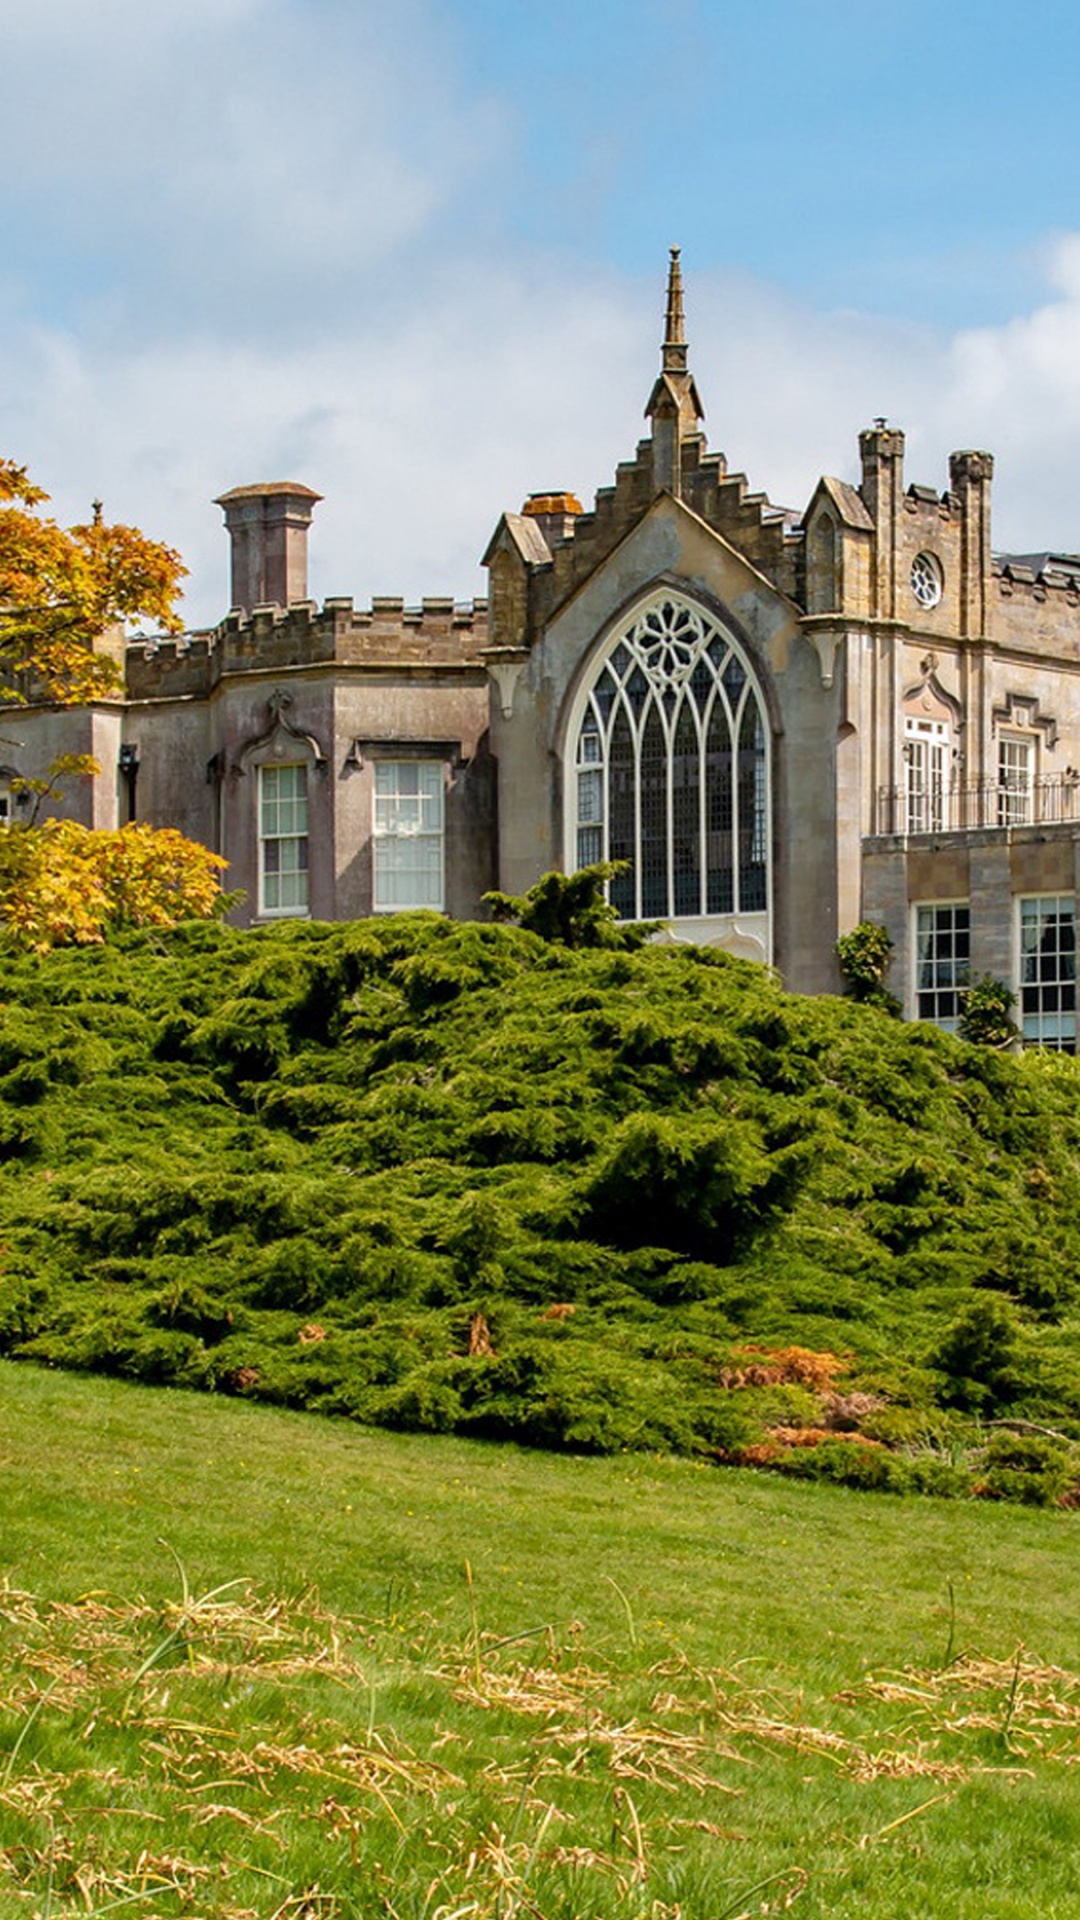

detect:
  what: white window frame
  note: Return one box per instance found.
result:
[904,716,949,833]
[913,900,970,1032]
[258,762,309,918]
[372,759,445,912]
[1018,894,1076,1053]
[997,733,1034,826]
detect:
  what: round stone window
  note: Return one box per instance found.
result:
[911,551,943,611]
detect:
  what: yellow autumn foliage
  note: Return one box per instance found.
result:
[0,821,231,951]
[0,454,186,704]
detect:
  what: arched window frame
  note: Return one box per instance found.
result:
[562,589,772,929]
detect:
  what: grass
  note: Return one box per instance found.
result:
[2,1361,1080,1917]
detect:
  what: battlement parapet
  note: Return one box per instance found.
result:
[125,630,216,700]
[523,425,803,629]
[904,483,961,521]
[123,595,490,699]
[994,553,1080,601]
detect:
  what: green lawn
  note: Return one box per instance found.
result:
[2,1360,1079,1918]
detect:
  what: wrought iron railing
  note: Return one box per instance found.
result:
[873,775,1080,837]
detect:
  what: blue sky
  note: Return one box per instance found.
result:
[3,0,1080,622]
[453,0,1079,326]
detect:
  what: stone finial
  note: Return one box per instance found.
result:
[662,245,688,375]
[646,248,704,496]
[949,449,994,490]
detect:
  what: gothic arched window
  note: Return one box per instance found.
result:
[570,594,770,924]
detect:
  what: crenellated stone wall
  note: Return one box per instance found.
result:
[125,597,489,701]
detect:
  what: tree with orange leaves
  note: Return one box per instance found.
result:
[0,457,233,948]
[0,456,186,703]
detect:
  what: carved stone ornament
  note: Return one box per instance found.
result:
[231,690,328,778]
[806,626,841,690]
[903,656,962,728]
[484,648,529,720]
[991,690,1058,750]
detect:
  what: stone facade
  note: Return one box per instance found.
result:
[8,250,1080,1045]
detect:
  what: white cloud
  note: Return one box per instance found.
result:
[0,258,653,622]
[11,242,1080,627]
[0,0,502,333]
[6,3,1080,626]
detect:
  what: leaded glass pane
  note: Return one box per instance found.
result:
[739,702,768,911]
[626,666,650,718]
[722,655,746,704]
[672,703,700,916]
[608,706,636,918]
[593,669,617,722]
[639,703,668,918]
[705,700,734,914]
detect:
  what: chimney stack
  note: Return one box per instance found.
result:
[522,491,583,552]
[215,482,323,613]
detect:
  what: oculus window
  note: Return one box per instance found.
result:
[571,594,769,924]
[910,552,943,611]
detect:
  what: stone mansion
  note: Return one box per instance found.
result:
[9,252,1080,1047]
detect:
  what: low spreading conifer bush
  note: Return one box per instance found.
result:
[0,912,1080,1500]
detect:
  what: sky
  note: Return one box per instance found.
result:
[5,0,1080,625]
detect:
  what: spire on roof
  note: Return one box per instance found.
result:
[645,247,704,497]
[662,245,688,374]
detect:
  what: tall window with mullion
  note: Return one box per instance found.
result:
[905,717,949,833]
[259,763,309,915]
[997,734,1034,825]
[915,902,970,1030]
[572,594,769,923]
[1020,895,1076,1052]
[373,760,444,910]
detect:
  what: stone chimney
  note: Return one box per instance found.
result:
[215,482,323,613]
[521,491,583,552]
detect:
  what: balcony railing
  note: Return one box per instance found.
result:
[874,774,1080,837]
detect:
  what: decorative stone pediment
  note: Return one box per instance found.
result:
[903,653,962,728]
[992,689,1058,748]
[230,690,328,778]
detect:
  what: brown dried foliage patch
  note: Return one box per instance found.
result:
[719,1345,850,1392]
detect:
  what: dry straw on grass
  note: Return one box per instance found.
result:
[4,1571,1080,1917]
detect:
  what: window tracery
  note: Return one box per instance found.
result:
[571,594,769,923]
